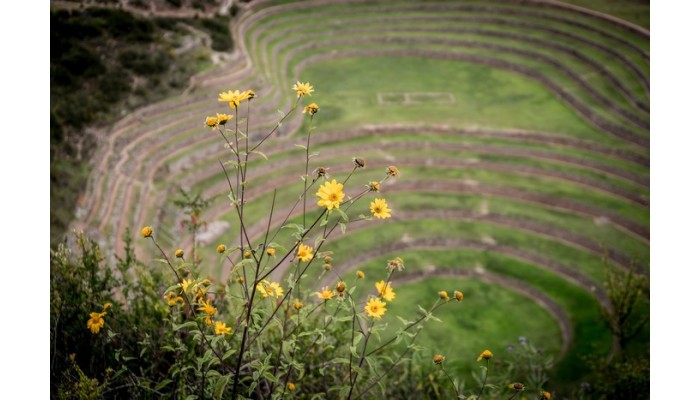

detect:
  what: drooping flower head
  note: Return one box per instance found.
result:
[364,297,387,319]
[214,321,232,335]
[509,383,525,392]
[315,286,335,300]
[387,257,404,271]
[266,247,276,257]
[242,89,255,100]
[175,249,185,258]
[356,270,365,279]
[216,113,233,126]
[454,290,464,302]
[540,390,552,400]
[87,312,107,334]
[217,244,226,254]
[205,116,218,129]
[141,226,153,238]
[303,102,319,115]
[433,354,445,365]
[386,165,400,177]
[293,299,303,310]
[375,280,396,302]
[438,290,449,300]
[297,243,314,262]
[293,81,314,97]
[369,181,381,192]
[370,198,392,219]
[315,179,345,210]
[477,349,493,362]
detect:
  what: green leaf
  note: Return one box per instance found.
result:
[213,375,231,400]
[154,379,172,391]
[295,144,307,150]
[339,222,346,234]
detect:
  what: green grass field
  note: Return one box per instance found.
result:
[72,0,649,390]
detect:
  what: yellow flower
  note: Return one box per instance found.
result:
[266,247,275,257]
[180,279,193,293]
[336,281,346,293]
[141,226,153,238]
[386,257,404,271]
[477,350,493,362]
[353,157,366,168]
[315,179,345,210]
[256,279,284,298]
[86,312,106,334]
[205,116,218,129]
[375,280,396,302]
[303,102,319,115]
[297,243,314,262]
[315,286,335,300]
[454,290,464,302]
[236,275,244,284]
[364,297,387,319]
[540,390,552,400]
[370,198,392,219]
[433,354,444,364]
[198,299,217,325]
[386,165,400,177]
[438,290,449,300]
[218,90,244,109]
[242,89,255,100]
[356,270,365,279]
[244,250,252,259]
[164,292,184,306]
[102,302,112,311]
[293,299,303,310]
[287,382,296,392]
[369,181,380,192]
[293,81,314,97]
[214,321,232,335]
[175,249,184,258]
[216,113,233,126]
[217,244,226,254]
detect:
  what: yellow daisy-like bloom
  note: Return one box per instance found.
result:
[433,354,444,365]
[198,299,217,325]
[438,290,449,300]
[175,249,184,258]
[164,292,184,306]
[315,286,335,300]
[540,390,552,400]
[214,321,232,335]
[477,349,493,362]
[266,247,275,257]
[205,116,218,129]
[287,382,296,392]
[297,243,314,262]
[180,279,193,293]
[293,299,303,310]
[356,270,365,279]
[303,102,319,115]
[375,280,396,302]
[242,89,255,100]
[87,312,106,334]
[292,81,314,97]
[217,244,226,254]
[216,113,233,126]
[218,90,243,109]
[364,297,387,319]
[386,165,400,177]
[454,290,464,302]
[369,181,380,192]
[141,226,153,238]
[315,179,345,210]
[370,198,392,219]
[256,279,284,298]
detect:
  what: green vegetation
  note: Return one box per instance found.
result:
[50,7,233,246]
